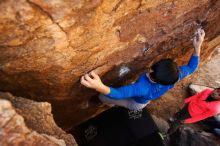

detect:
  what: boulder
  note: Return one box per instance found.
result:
[0,0,220,129]
[0,98,67,146]
[188,84,213,95]
[0,92,77,146]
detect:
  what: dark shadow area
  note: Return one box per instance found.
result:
[70,107,165,146]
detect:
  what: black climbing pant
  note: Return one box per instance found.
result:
[168,104,191,134]
[174,104,191,121]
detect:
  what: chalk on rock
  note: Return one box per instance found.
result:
[119,66,130,77]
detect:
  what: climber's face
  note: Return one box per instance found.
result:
[211,88,220,100]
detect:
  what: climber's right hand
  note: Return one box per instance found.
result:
[193,28,205,56]
[81,71,110,95]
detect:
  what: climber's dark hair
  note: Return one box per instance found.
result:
[206,87,220,101]
[212,87,220,100]
[149,59,179,85]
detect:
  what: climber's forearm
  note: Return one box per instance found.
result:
[96,84,110,95]
[193,46,201,56]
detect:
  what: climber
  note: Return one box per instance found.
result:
[81,28,205,110]
[168,87,220,134]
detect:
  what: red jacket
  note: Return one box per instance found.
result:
[184,89,220,124]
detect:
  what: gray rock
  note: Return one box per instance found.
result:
[152,115,170,133]
[0,99,66,146]
[188,84,213,95]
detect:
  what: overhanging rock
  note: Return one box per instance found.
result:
[0,0,220,129]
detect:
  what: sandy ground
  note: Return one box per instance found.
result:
[148,50,220,120]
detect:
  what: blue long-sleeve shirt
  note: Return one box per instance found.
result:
[107,55,199,104]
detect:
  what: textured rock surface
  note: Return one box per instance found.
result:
[0,99,67,146]
[169,126,220,146]
[0,92,77,146]
[152,115,170,133]
[0,0,220,129]
[192,49,220,88]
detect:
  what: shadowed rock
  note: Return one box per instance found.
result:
[169,126,220,146]
[152,115,170,133]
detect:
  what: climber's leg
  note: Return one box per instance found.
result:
[98,94,116,107]
[213,128,220,137]
[168,104,191,134]
[173,104,190,121]
[98,94,149,110]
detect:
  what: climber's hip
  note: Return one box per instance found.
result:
[98,94,150,110]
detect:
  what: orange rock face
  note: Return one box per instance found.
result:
[0,92,77,146]
[0,98,67,146]
[0,0,220,129]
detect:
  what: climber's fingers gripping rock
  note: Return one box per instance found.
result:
[193,28,205,56]
[81,71,110,94]
[193,28,205,49]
